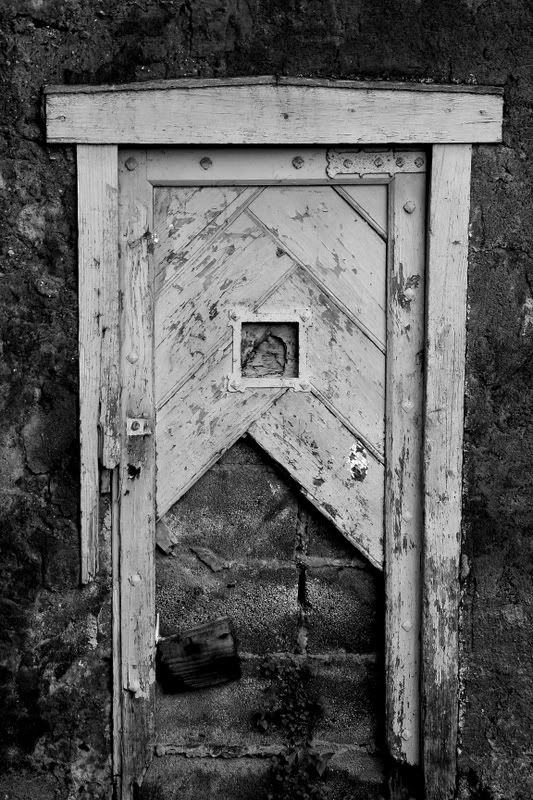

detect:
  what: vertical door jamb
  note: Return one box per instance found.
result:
[77,144,120,583]
[385,167,426,767]
[423,144,472,800]
[117,150,156,799]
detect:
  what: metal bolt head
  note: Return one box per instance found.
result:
[343,158,353,169]
[395,156,405,168]
[131,420,140,431]
[374,156,384,168]
[125,157,138,171]
[200,157,213,170]
[403,200,416,214]
[292,156,304,170]
[415,156,425,168]
[127,351,139,364]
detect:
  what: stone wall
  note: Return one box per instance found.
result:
[0,1,532,798]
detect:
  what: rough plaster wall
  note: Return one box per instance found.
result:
[0,1,532,798]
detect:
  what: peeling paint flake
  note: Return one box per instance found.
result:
[348,441,368,481]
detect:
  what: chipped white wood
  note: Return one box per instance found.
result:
[118,150,155,798]
[341,185,388,233]
[332,185,387,240]
[247,186,387,348]
[147,147,423,185]
[385,172,426,765]
[153,182,387,563]
[149,148,347,185]
[45,79,503,144]
[423,144,472,800]
[262,267,385,455]
[77,144,119,583]
[111,468,122,790]
[154,204,294,406]
[248,391,384,570]
[156,346,285,517]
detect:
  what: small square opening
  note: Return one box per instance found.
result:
[241,321,299,378]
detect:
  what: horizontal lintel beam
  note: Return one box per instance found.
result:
[45,80,503,145]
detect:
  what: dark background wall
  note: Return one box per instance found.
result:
[0,1,531,798]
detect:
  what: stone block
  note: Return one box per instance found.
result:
[306,567,383,654]
[162,460,299,561]
[155,660,281,748]
[156,555,299,654]
[140,755,270,800]
[304,501,368,563]
[309,659,384,747]
[321,748,386,799]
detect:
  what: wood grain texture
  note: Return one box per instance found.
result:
[248,186,387,347]
[385,172,426,765]
[147,147,413,186]
[156,346,285,517]
[154,208,294,406]
[77,144,119,583]
[423,145,472,799]
[264,267,385,454]
[153,180,388,569]
[118,150,155,798]
[153,187,261,288]
[46,82,503,144]
[111,468,122,791]
[248,391,384,570]
[335,184,388,239]
[153,186,244,277]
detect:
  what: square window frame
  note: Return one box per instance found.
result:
[226,307,312,392]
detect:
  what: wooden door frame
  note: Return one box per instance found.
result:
[45,77,503,800]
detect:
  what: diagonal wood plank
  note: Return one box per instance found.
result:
[155,214,295,406]
[248,186,387,346]
[156,345,286,517]
[338,184,389,236]
[245,208,384,354]
[259,267,385,454]
[333,185,387,241]
[154,187,262,288]
[248,391,384,569]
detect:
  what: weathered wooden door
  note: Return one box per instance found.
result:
[155,176,387,567]
[117,147,426,798]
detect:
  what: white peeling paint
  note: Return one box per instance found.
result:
[348,441,368,481]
